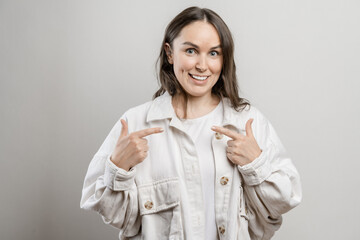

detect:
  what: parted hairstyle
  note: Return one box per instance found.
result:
[153,6,250,112]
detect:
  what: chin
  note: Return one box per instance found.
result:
[184,89,211,98]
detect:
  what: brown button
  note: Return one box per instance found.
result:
[220,176,229,185]
[219,225,226,235]
[144,201,153,210]
[215,132,223,140]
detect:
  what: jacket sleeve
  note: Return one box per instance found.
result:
[237,109,302,239]
[80,114,141,237]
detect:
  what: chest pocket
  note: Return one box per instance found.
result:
[137,178,183,240]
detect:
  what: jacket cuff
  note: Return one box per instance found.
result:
[104,155,136,191]
[237,149,272,186]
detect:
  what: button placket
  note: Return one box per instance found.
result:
[215,132,223,140]
[218,225,226,235]
[220,176,229,185]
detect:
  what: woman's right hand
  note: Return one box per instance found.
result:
[110,119,164,171]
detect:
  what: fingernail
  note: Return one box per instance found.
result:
[159,128,164,132]
[211,126,216,130]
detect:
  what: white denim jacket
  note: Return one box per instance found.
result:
[80,92,302,240]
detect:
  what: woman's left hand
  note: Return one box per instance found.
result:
[211,119,262,166]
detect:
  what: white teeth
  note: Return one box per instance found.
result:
[190,74,208,81]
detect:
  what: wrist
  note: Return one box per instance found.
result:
[110,155,131,171]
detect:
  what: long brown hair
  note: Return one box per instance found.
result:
[153,6,250,112]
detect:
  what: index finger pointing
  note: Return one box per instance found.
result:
[133,127,164,138]
[211,126,241,140]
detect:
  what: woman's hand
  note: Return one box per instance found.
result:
[110,119,164,171]
[211,119,262,167]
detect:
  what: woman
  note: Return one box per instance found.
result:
[80,6,302,240]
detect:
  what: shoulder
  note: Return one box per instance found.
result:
[238,105,271,132]
[223,98,268,128]
[247,105,267,122]
[123,100,153,119]
[242,104,271,127]
[236,105,283,149]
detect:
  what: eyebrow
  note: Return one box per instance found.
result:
[182,41,221,50]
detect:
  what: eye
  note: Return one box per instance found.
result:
[186,48,196,54]
[210,51,219,57]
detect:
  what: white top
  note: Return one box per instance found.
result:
[181,102,223,240]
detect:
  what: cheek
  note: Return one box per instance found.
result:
[209,60,223,74]
[174,55,196,72]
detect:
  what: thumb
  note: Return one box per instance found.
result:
[245,118,254,137]
[120,119,128,138]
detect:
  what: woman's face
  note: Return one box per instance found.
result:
[166,21,223,99]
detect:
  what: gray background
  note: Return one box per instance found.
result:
[1,0,359,239]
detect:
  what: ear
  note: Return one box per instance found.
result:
[164,43,173,64]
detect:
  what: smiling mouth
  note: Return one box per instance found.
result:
[189,73,209,81]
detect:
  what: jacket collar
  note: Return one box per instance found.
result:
[146,91,175,122]
[146,91,247,131]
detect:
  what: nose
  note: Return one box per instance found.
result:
[195,55,207,72]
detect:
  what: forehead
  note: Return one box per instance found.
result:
[173,21,221,47]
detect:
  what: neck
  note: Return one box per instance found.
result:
[172,92,220,119]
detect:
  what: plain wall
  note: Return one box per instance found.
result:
[1,0,359,239]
